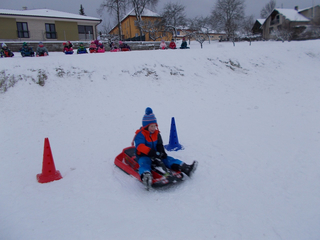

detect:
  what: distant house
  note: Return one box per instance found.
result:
[0,8,101,42]
[175,27,226,41]
[109,8,172,41]
[299,5,320,23]
[252,19,265,35]
[261,6,320,40]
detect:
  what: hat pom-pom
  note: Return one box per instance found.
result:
[145,107,153,115]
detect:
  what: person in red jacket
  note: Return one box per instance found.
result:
[169,39,177,49]
[134,107,198,189]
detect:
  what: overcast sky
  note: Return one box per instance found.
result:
[1,0,319,26]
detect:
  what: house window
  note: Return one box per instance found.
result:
[17,22,29,38]
[78,25,94,40]
[45,23,57,39]
[177,31,180,35]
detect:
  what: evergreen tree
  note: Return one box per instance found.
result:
[79,4,86,16]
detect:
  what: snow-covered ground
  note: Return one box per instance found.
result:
[1,40,320,240]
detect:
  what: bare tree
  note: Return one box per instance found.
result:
[211,0,245,41]
[188,17,207,48]
[260,0,276,18]
[239,15,255,44]
[161,2,187,40]
[129,0,159,40]
[97,0,127,40]
[198,17,213,43]
[99,21,121,43]
[139,19,165,41]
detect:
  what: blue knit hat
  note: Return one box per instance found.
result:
[142,107,157,127]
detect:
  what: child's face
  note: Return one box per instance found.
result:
[148,123,157,133]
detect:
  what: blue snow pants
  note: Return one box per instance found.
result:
[138,156,183,177]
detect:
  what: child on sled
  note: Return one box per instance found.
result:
[133,107,198,189]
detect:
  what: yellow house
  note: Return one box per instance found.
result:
[0,8,101,41]
[109,8,172,41]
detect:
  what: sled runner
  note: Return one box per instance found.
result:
[114,146,184,188]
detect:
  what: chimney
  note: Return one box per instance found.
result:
[294,6,299,11]
[22,6,27,10]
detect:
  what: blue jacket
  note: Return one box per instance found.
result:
[134,127,165,158]
[20,46,34,56]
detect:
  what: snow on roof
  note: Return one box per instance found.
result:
[121,8,160,22]
[298,5,320,13]
[127,8,160,18]
[0,8,101,21]
[257,19,266,25]
[275,8,310,22]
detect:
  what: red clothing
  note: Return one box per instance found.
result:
[169,42,176,49]
[134,127,160,156]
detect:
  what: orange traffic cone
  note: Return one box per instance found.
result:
[37,138,62,183]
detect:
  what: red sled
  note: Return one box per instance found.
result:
[36,52,48,57]
[97,48,105,53]
[114,147,184,188]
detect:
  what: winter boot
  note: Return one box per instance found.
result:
[180,161,198,177]
[141,172,152,190]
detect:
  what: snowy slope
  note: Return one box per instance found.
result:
[1,40,320,240]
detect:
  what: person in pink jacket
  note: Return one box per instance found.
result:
[159,39,167,49]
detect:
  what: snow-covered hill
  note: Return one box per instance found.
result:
[1,40,320,240]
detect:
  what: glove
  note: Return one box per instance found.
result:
[148,149,159,158]
[159,152,167,159]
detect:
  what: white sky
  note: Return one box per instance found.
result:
[1,0,319,26]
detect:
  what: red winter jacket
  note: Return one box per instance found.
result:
[169,42,176,49]
[134,126,165,157]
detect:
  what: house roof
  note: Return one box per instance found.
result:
[274,8,310,22]
[257,19,266,25]
[124,8,160,20]
[298,5,320,13]
[0,8,101,22]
